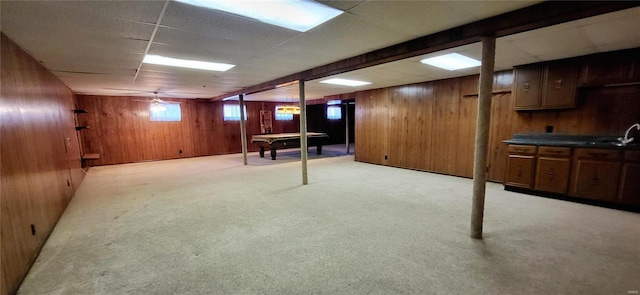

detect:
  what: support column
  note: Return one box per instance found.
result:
[239,94,248,165]
[471,35,496,239]
[299,80,308,185]
[345,102,350,154]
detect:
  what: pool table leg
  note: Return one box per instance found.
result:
[270,149,277,160]
[259,147,265,158]
[316,144,322,155]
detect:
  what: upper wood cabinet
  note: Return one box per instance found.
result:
[580,48,640,86]
[514,62,577,110]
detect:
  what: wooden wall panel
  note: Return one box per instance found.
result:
[431,79,462,175]
[77,98,301,165]
[1,33,83,295]
[486,71,515,182]
[354,57,639,183]
[355,88,389,165]
[456,76,479,178]
[388,83,435,170]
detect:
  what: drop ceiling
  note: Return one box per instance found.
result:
[1,1,639,102]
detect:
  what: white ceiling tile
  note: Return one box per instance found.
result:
[447,1,541,19]
[2,1,638,100]
[581,15,640,48]
[349,1,469,38]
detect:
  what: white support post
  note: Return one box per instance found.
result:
[345,102,350,154]
[299,80,308,185]
[471,35,496,239]
[239,94,248,166]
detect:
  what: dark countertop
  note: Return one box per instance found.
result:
[503,133,640,150]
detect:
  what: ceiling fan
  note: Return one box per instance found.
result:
[132,91,181,104]
[132,91,181,112]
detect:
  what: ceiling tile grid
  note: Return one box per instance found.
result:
[1,1,638,100]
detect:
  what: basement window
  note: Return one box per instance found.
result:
[150,103,181,122]
[327,105,342,120]
[223,104,247,121]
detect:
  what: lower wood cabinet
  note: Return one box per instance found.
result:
[570,148,621,202]
[505,145,536,188]
[506,145,639,208]
[618,151,640,206]
[534,147,571,193]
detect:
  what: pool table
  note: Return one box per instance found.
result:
[251,132,329,160]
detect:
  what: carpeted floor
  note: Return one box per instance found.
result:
[18,150,640,294]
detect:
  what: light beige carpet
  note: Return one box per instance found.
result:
[18,152,640,294]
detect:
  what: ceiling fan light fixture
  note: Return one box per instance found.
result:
[150,101,167,113]
[175,0,343,32]
[276,105,300,115]
[319,78,371,87]
[420,53,481,71]
[143,54,235,72]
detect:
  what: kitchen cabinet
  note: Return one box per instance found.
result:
[570,148,621,202]
[513,64,542,109]
[505,145,536,188]
[580,48,640,86]
[618,150,640,206]
[514,61,577,110]
[534,146,571,193]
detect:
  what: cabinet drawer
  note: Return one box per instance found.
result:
[575,148,621,161]
[624,150,640,162]
[508,145,537,155]
[538,146,571,157]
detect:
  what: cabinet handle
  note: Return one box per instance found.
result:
[555,79,563,88]
[587,152,606,159]
[548,169,555,179]
[524,82,530,91]
[517,166,522,178]
[591,172,599,184]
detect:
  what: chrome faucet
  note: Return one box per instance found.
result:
[618,123,640,145]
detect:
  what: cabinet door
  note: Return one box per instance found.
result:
[505,155,535,188]
[542,62,577,108]
[513,65,542,109]
[571,160,620,201]
[535,157,570,193]
[618,163,640,206]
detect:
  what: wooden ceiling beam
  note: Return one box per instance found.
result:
[211,1,640,101]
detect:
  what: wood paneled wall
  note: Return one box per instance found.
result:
[355,55,640,183]
[1,33,83,295]
[306,103,354,145]
[77,97,300,165]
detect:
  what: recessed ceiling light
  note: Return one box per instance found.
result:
[175,0,343,32]
[420,53,481,71]
[143,55,235,72]
[319,78,371,87]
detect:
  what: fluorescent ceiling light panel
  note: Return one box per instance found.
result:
[143,55,235,72]
[175,0,343,32]
[320,78,371,87]
[420,53,481,70]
